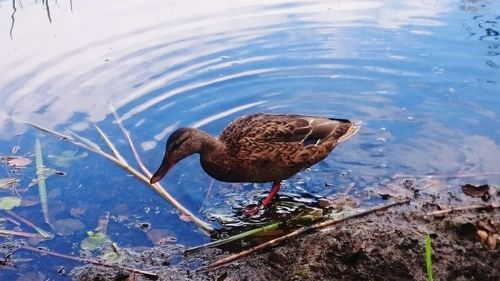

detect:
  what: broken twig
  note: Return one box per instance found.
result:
[20,245,157,278]
[0,229,42,239]
[5,210,53,239]
[424,204,499,216]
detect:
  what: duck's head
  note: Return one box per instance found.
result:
[150,128,204,184]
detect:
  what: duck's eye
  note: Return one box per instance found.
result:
[171,137,187,150]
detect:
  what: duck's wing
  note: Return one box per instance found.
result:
[219,114,357,157]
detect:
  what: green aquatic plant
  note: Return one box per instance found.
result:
[0,196,21,210]
[35,138,50,226]
[425,233,434,281]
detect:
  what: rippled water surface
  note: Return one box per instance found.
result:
[0,0,499,279]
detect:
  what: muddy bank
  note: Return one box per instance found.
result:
[206,204,499,281]
[71,181,499,281]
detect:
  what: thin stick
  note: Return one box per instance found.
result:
[199,179,215,213]
[198,200,409,272]
[0,229,42,239]
[66,129,104,153]
[26,122,214,234]
[4,216,21,226]
[93,123,128,165]
[19,245,157,278]
[5,210,53,239]
[394,171,500,179]
[109,106,214,233]
[424,204,499,216]
[109,105,150,177]
[9,0,16,39]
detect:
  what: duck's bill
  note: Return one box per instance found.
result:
[150,159,174,184]
[338,121,361,143]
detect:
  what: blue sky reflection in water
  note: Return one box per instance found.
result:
[0,0,499,278]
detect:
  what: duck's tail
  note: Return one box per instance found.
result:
[338,120,361,143]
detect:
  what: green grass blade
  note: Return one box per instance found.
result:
[187,222,281,252]
[425,234,434,281]
[35,139,50,225]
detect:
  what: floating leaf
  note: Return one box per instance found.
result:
[80,231,109,250]
[53,219,85,236]
[4,156,32,168]
[461,184,490,201]
[0,178,19,189]
[0,196,21,210]
[47,150,88,168]
[146,229,177,245]
[70,207,86,218]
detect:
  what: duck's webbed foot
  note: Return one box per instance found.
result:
[243,181,282,217]
[243,204,262,217]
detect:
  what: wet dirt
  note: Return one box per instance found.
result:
[67,180,499,281]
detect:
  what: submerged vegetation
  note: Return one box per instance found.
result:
[1,111,498,280]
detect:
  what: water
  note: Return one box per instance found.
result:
[0,0,499,279]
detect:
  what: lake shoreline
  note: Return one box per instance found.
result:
[70,184,499,281]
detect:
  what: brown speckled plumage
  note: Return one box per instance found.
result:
[150,113,359,207]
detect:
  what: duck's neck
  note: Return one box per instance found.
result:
[190,129,227,162]
[191,129,235,181]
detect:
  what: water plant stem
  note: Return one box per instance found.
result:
[35,139,50,226]
[187,222,282,253]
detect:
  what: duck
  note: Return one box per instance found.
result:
[150,113,360,215]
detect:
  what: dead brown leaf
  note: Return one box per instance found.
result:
[319,195,359,211]
[4,156,32,168]
[377,183,413,200]
[487,235,498,250]
[146,229,177,245]
[70,207,86,218]
[461,184,491,201]
[477,219,497,233]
